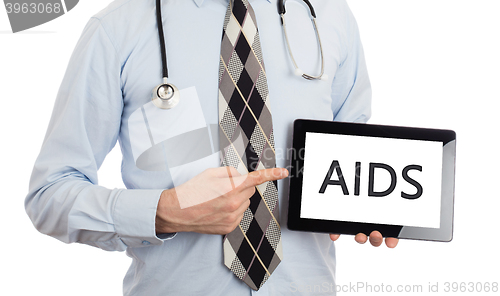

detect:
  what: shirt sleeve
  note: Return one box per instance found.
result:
[25,17,172,252]
[331,2,372,123]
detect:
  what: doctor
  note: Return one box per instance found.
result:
[26,0,397,295]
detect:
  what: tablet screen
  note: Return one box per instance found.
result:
[301,132,443,229]
[287,120,456,242]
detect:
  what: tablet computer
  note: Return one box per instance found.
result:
[288,119,456,242]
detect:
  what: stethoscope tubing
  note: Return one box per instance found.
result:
[281,13,325,80]
[152,0,326,110]
[152,0,180,109]
[279,0,325,80]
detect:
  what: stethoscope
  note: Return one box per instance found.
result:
[152,0,325,110]
[151,0,180,109]
[278,0,326,81]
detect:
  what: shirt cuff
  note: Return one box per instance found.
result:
[112,189,176,248]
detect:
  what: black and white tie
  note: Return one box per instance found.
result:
[218,0,283,291]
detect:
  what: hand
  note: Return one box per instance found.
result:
[155,167,289,235]
[329,231,399,248]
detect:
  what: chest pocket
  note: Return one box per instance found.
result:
[128,86,220,187]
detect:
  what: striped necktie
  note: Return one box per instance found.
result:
[218,0,283,291]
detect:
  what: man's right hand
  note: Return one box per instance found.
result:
[155,167,288,235]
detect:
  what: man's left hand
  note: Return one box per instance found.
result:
[329,231,399,248]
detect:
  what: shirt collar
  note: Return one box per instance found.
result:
[193,0,271,8]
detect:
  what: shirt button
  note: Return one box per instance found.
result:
[142,240,151,245]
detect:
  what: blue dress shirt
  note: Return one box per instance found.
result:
[26,0,371,295]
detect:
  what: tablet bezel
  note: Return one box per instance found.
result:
[287,119,456,242]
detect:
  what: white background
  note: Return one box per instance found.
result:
[1,0,499,295]
[301,133,443,229]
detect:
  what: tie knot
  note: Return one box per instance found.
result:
[232,0,251,25]
[234,0,250,9]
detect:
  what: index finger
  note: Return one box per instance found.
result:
[234,168,289,189]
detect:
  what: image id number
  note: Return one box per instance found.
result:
[444,282,498,293]
[5,2,62,14]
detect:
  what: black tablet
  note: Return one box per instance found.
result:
[288,119,456,242]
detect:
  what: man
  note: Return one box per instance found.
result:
[26,0,397,295]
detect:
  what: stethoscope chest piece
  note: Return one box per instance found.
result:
[152,81,180,109]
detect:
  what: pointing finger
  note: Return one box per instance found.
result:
[235,168,289,189]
